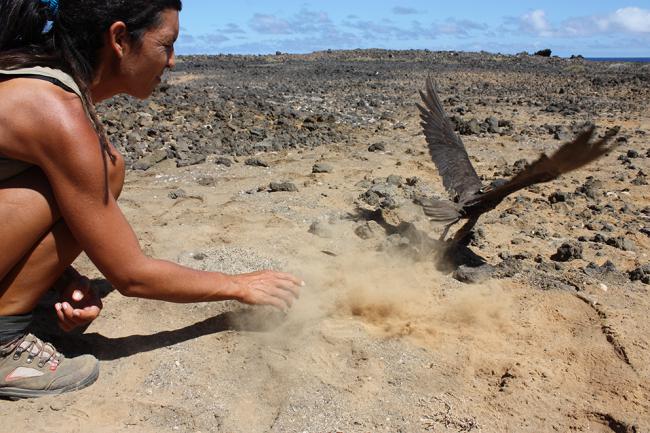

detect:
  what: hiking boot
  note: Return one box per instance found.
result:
[0,333,99,399]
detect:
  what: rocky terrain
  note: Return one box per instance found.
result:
[2,50,649,432]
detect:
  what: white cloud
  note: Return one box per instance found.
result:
[176,6,650,55]
[520,9,554,36]
[511,7,650,38]
[562,7,650,36]
[610,7,650,33]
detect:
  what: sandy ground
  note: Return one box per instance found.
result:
[1,60,649,433]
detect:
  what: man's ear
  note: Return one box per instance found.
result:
[107,21,129,59]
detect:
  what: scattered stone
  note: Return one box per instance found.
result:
[361,190,381,207]
[576,177,602,199]
[529,227,549,239]
[461,118,481,135]
[549,191,571,204]
[494,258,523,278]
[629,265,650,284]
[468,227,486,247]
[308,221,333,238]
[380,233,410,251]
[602,223,615,232]
[583,260,619,277]
[498,119,513,131]
[269,181,298,192]
[312,163,333,173]
[554,126,571,141]
[551,242,583,262]
[453,264,495,284]
[386,175,403,186]
[132,149,168,171]
[136,112,153,127]
[168,189,187,200]
[591,233,607,243]
[368,142,386,152]
[632,171,648,186]
[245,158,269,167]
[485,117,501,134]
[499,251,531,261]
[354,221,382,239]
[197,175,216,186]
[360,182,400,209]
[511,159,529,174]
[606,236,636,252]
[176,154,206,167]
[214,157,233,167]
[618,154,632,164]
[192,252,207,261]
[600,260,618,272]
[544,101,579,116]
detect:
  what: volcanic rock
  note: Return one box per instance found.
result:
[551,242,583,262]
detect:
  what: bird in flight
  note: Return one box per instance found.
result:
[416,77,618,244]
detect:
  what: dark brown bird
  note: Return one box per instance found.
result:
[416,77,618,244]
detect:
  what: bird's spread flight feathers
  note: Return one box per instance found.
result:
[467,125,618,208]
[417,77,483,203]
[416,77,619,242]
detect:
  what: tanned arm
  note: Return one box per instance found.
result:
[15,85,300,309]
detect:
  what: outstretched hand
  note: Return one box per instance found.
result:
[54,268,103,332]
[232,270,303,311]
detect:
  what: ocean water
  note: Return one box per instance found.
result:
[585,57,650,63]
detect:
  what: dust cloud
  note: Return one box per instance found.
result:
[248,238,517,351]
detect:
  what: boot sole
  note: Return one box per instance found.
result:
[0,362,99,400]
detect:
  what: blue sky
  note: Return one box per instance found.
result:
[176,1,650,57]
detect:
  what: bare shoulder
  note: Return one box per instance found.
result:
[0,77,97,164]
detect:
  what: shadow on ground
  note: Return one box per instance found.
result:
[29,280,286,361]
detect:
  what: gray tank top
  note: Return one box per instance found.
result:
[0,67,82,181]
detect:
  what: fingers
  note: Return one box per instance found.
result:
[268,285,296,309]
[260,271,303,305]
[236,270,305,310]
[273,271,305,288]
[272,273,304,298]
[54,302,66,327]
[55,302,100,332]
[60,276,91,304]
[55,271,103,332]
[72,289,84,302]
[261,294,289,311]
[260,270,303,297]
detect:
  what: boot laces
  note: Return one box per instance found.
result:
[7,334,62,368]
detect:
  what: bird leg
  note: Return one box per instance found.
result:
[438,224,452,241]
[452,216,479,246]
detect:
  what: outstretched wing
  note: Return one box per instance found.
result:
[417,77,483,202]
[468,126,618,208]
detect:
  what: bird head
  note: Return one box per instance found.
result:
[479,178,508,194]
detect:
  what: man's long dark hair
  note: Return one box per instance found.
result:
[0,0,182,200]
